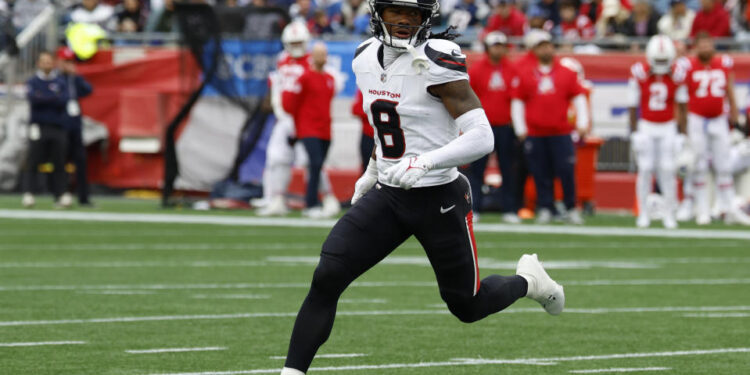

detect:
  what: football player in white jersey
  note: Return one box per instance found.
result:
[279,1,564,374]
[257,21,340,218]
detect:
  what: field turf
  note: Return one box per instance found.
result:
[1,195,749,375]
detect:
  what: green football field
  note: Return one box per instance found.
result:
[1,196,749,375]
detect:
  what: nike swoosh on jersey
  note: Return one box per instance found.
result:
[440,205,456,214]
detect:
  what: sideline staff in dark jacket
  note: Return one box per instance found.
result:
[22,51,70,208]
[58,46,93,205]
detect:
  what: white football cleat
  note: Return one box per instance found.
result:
[257,195,288,217]
[21,193,35,208]
[636,215,650,228]
[564,210,584,225]
[662,214,678,229]
[725,208,750,226]
[536,208,552,224]
[321,194,341,218]
[696,214,711,226]
[56,193,73,209]
[302,207,326,219]
[516,253,565,315]
[501,213,521,224]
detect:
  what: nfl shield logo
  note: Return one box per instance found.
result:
[380,73,387,82]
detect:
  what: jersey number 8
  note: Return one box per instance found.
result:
[370,99,406,159]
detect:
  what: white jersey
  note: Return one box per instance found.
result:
[352,37,469,188]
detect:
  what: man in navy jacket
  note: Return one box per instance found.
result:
[58,46,93,206]
[22,51,70,208]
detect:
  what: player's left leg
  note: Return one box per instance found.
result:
[414,175,563,322]
[709,119,750,225]
[549,134,581,224]
[656,127,678,229]
[495,125,520,222]
[299,138,330,214]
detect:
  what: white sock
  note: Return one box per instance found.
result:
[657,169,677,218]
[280,367,305,375]
[693,174,710,218]
[636,169,652,218]
[716,173,735,214]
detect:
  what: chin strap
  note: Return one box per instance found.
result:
[403,43,430,74]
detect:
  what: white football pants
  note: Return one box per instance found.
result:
[263,117,332,199]
[687,113,735,216]
[633,120,678,219]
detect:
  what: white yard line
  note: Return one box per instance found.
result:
[0,341,85,347]
[3,278,750,293]
[78,290,156,295]
[143,348,750,375]
[338,299,387,304]
[269,353,368,360]
[683,312,750,318]
[0,261,270,268]
[0,243,315,252]
[569,367,671,374]
[191,294,270,300]
[2,305,750,327]
[0,281,436,292]
[3,209,750,240]
[126,347,226,354]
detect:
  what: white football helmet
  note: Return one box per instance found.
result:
[281,21,310,58]
[560,56,584,81]
[645,35,676,75]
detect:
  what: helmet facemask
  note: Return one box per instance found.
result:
[645,35,676,75]
[369,0,439,50]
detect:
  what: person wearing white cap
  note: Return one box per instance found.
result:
[511,30,589,225]
[468,31,522,224]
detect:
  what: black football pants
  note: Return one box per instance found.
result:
[22,124,68,199]
[284,175,528,372]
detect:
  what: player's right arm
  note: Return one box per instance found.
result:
[626,63,644,134]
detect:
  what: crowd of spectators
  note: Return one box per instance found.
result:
[1,0,748,40]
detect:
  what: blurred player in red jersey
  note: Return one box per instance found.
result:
[681,32,750,225]
[560,56,593,136]
[558,0,595,41]
[628,35,687,229]
[468,31,521,224]
[258,21,340,217]
[282,43,338,218]
[511,30,589,225]
[351,89,374,173]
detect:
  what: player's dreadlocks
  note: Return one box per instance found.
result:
[429,25,461,41]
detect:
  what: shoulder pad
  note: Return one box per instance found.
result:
[354,38,377,59]
[720,54,734,69]
[630,62,647,81]
[423,39,467,73]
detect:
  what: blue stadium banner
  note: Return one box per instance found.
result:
[203,39,362,98]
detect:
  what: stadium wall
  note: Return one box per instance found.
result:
[76,44,750,196]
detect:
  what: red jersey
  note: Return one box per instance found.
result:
[690,4,730,37]
[483,8,527,37]
[351,90,373,138]
[469,56,517,126]
[683,55,733,118]
[560,15,595,40]
[630,61,685,123]
[282,68,335,140]
[269,52,311,117]
[512,60,586,136]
